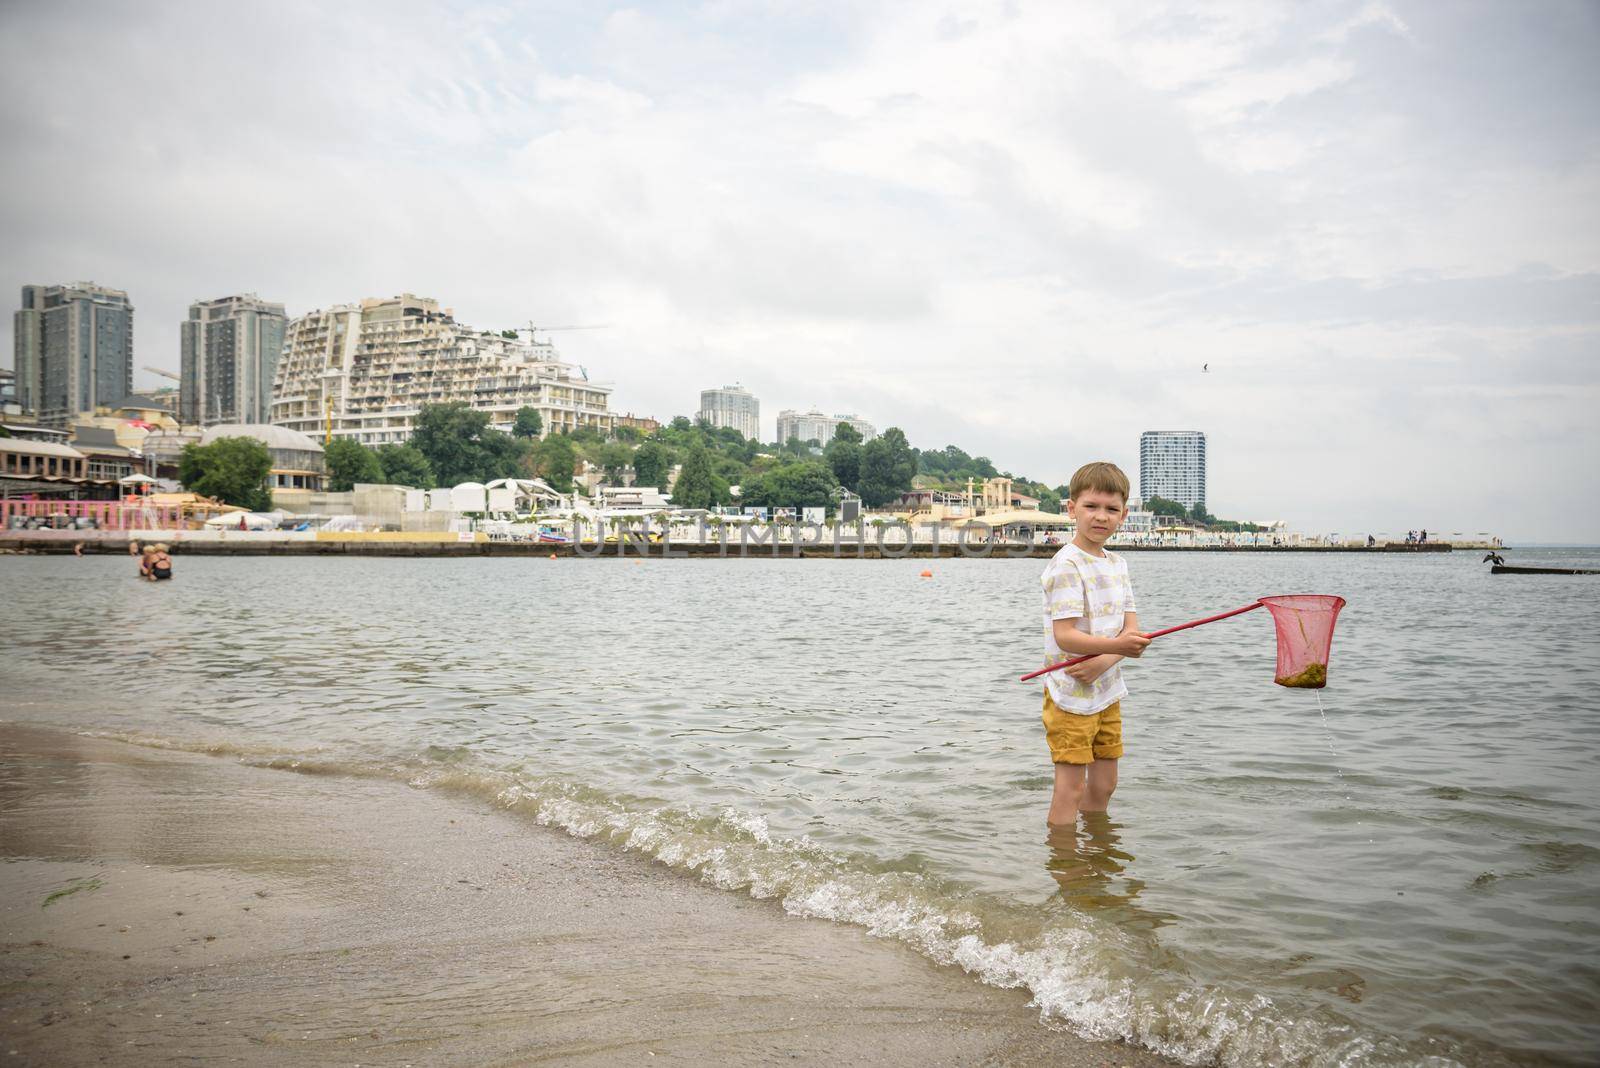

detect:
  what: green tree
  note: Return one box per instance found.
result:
[375,443,434,488]
[598,440,634,483]
[831,422,863,447]
[631,440,671,489]
[823,436,861,493]
[538,435,577,492]
[177,437,272,511]
[1144,496,1187,518]
[672,444,716,509]
[411,402,522,486]
[324,438,384,492]
[857,427,916,507]
[743,460,838,510]
[512,406,543,439]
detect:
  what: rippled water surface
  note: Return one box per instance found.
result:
[4,549,1599,1066]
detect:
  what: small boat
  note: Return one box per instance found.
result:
[1491,564,1599,575]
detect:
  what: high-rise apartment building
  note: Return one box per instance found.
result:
[775,409,876,447]
[13,282,134,427]
[697,384,760,440]
[180,294,287,427]
[1139,430,1207,510]
[270,294,612,446]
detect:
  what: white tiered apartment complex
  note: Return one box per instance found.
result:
[270,294,612,446]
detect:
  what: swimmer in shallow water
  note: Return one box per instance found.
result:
[149,543,173,581]
[140,543,173,581]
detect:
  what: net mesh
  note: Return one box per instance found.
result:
[1259,595,1346,688]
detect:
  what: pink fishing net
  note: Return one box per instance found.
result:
[1259,595,1346,688]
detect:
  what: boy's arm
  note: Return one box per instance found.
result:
[1051,619,1149,657]
[1061,614,1142,682]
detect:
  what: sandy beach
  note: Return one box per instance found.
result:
[0,724,1171,1067]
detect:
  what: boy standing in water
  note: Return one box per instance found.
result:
[1039,462,1150,827]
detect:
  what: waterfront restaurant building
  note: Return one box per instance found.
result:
[697,384,760,441]
[0,438,125,501]
[270,295,613,447]
[1139,430,1207,512]
[1,438,87,483]
[199,424,325,494]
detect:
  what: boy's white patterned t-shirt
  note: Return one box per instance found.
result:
[1040,543,1137,714]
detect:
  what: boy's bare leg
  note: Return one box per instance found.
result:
[1081,758,1118,813]
[1047,762,1087,826]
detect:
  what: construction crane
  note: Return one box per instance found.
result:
[143,365,181,382]
[523,322,610,345]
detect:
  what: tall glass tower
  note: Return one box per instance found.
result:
[1139,430,1207,510]
[14,282,134,427]
[697,383,760,441]
[180,294,288,426]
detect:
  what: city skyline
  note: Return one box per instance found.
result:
[2,3,1596,541]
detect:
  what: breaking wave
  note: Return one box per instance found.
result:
[79,727,1479,1067]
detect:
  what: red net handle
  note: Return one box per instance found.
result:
[1020,601,1264,682]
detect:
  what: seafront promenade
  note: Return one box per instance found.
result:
[1,528,1464,558]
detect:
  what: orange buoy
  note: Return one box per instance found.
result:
[548,552,557,560]
[920,569,933,578]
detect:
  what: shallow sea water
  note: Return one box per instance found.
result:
[3,548,1598,1066]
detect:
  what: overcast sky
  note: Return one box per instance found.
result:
[3,0,1596,540]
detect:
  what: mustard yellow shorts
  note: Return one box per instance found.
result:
[1042,691,1124,765]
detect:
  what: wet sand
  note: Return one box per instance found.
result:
[0,725,1172,1067]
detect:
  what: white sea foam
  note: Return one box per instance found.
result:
[480,767,1465,1068]
[80,728,1469,1068]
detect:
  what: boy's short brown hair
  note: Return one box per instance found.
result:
[1067,461,1130,504]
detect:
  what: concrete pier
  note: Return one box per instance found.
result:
[1,530,1461,559]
